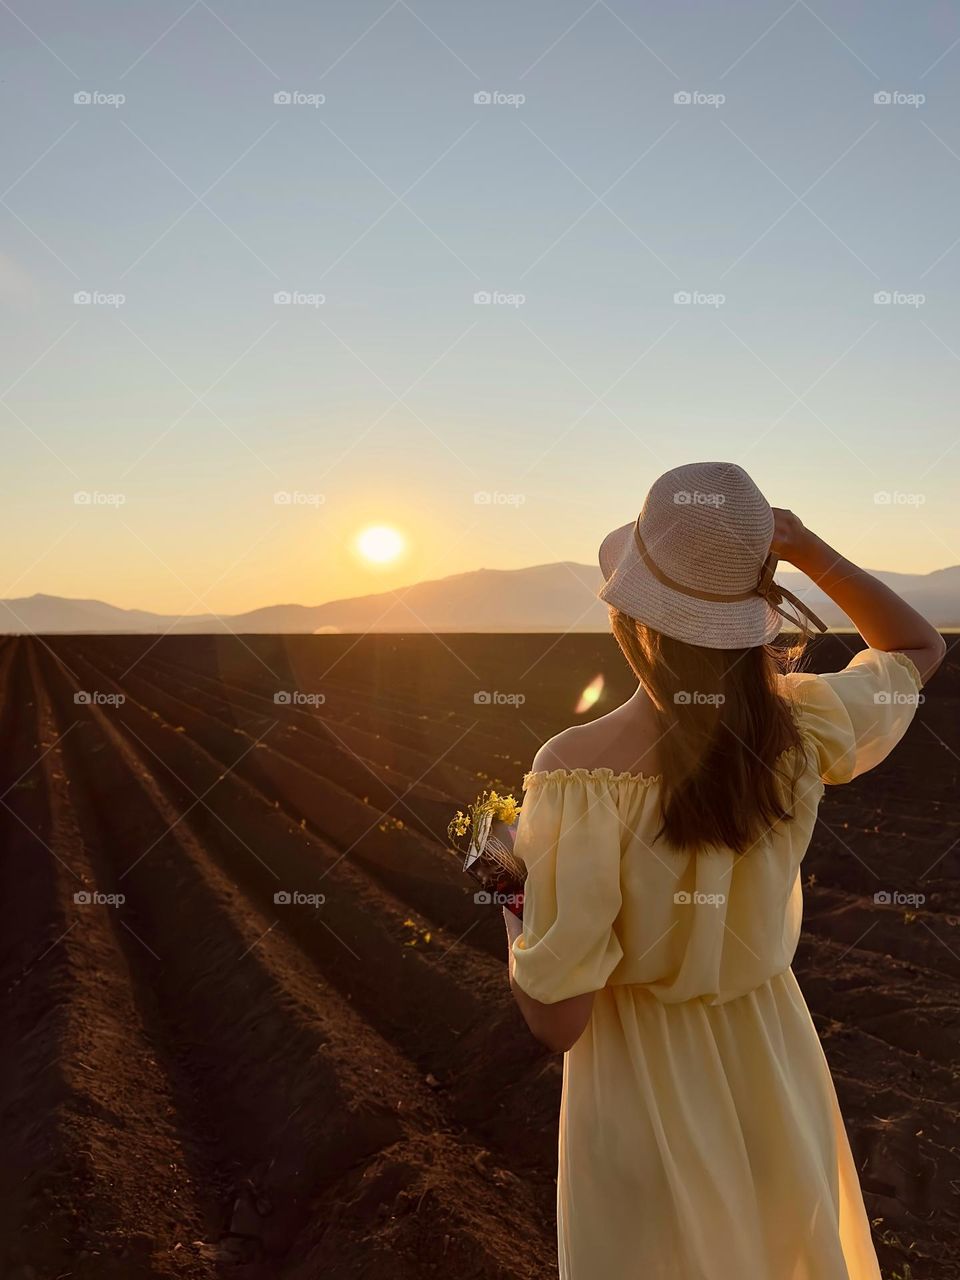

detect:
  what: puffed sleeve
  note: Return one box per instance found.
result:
[783,648,924,785]
[509,771,625,1004]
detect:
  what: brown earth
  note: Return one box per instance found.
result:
[0,632,957,1280]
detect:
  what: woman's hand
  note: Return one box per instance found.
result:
[770,508,812,565]
[502,905,523,945]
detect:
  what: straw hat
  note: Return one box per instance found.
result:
[598,461,826,649]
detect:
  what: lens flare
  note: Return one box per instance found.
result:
[575,674,604,715]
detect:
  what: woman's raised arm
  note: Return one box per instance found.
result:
[772,509,946,685]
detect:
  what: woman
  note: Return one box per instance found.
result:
[503,461,945,1280]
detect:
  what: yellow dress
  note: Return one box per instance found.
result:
[510,647,924,1280]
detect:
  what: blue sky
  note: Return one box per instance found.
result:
[3,0,959,613]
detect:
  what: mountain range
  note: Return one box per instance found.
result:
[2,562,958,633]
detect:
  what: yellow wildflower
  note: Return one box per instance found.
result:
[447,810,471,840]
[495,795,520,824]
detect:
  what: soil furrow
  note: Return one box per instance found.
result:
[59,640,511,958]
[1,644,214,1279]
[33,637,563,1269]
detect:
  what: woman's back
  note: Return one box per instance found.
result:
[513,647,922,1007]
[531,684,665,778]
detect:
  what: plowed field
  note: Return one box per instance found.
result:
[1,633,957,1279]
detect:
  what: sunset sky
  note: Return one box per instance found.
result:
[3,1,960,615]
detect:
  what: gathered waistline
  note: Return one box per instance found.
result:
[601,966,796,1010]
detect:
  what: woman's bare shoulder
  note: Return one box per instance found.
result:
[531,699,661,775]
[531,723,602,773]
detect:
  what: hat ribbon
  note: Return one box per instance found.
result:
[633,521,828,634]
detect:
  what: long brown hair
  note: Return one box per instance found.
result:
[609,608,809,854]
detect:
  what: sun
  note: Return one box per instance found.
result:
[355,524,406,566]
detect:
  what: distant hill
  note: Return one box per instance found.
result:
[0,594,192,634]
[2,563,958,633]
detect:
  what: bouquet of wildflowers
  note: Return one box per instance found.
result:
[447,790,526,919]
